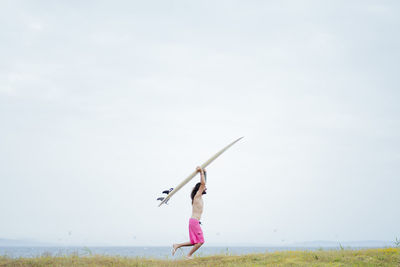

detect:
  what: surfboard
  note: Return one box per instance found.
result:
[158,137,244,207]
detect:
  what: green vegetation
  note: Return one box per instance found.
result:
[1,248,399,266]
[394,237,400,248]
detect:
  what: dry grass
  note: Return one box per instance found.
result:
[0,247,399,266]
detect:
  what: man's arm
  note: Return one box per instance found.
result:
[195,166,206,197]
[196,166,206,185]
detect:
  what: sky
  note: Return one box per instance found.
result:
[1,1,399,246]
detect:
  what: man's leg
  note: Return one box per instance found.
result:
[172,241,193,256]
[187,242,203,257]
[174,241,193,249]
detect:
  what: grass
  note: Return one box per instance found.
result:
[0,248,399,266]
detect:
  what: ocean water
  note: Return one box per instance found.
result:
[0,246,329,259]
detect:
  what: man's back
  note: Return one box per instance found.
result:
[191,195,204,220]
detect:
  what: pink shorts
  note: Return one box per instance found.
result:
[189,218,204,244]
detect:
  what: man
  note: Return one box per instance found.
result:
[172,166,207,259]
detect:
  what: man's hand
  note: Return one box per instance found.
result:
[197,166,206,185]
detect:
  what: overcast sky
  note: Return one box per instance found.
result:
[1,1,399,246]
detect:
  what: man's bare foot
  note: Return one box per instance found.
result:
[185,255,193,260]
[172,244,178,256]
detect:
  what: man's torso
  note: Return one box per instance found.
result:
[191,196,203,220]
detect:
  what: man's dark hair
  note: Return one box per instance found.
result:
[191,182,206,203]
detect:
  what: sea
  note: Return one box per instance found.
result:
[0,246,367,259]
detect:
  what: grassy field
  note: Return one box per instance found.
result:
[0,247,399,266]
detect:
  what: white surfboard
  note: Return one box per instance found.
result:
[158,137,244,207]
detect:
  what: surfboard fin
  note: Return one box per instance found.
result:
[162,188,174,195]
[157,196,169,205]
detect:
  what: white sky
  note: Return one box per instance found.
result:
[1,1,399,246]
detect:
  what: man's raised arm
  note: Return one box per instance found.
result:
[196,166,206,185]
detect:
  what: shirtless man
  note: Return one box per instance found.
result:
[172,166,207,259]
